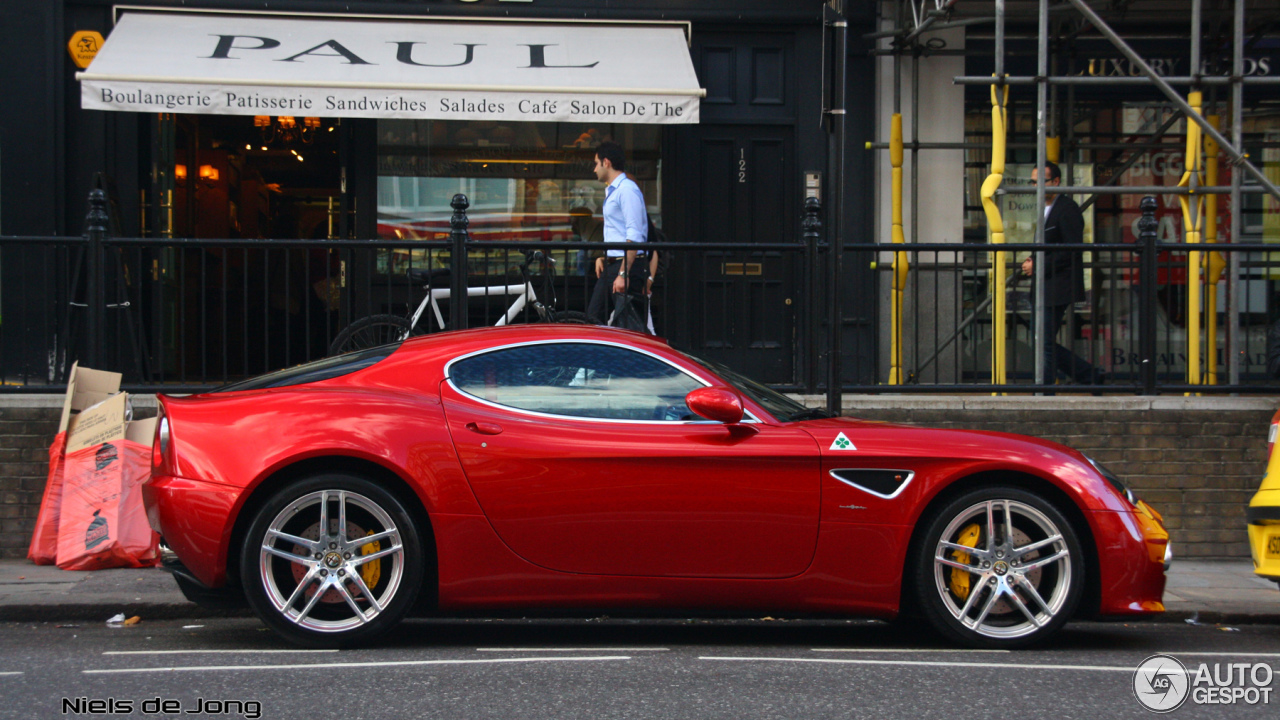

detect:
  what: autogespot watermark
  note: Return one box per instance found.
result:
[1132,654,1275,713]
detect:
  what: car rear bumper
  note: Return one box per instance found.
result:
[1247,490,1280,582]
[142,473,240,589]
[161,554,248,609]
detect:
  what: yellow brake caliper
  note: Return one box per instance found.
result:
[360,530,381,589]
[949,523,983,600]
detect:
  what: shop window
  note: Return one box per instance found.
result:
[1241,113,1280,245]
[375,120,661,277]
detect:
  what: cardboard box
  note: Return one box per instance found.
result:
[32,363,156,567]
[59,363,157,453]
[126,417,158,446]
[59,362,122,435]
[67,392,129,454]
[49,363,161,570]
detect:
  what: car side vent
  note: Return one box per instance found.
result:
[830,469,915,498]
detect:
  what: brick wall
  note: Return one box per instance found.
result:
[1,396,1274,560]
[0,396,155,560]
[0,406,60,559]
[832,398,1274,560]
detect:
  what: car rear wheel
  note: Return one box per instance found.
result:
[241,474,422,647]
[915,486,1083,648]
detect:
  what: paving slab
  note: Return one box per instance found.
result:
[0,557,1277,626]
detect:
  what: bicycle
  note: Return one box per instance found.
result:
[328,250,589,355]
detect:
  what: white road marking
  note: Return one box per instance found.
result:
[476,648,669,652]
[812,648,1009,654]
[84,656,630,675]
[103,650,339,655]
[0,672,22,677]
[701,656,1137,672]
[1165,651,1280,658]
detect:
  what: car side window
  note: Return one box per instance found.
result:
[449,343,703,421]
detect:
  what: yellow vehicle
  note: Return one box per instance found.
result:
[1248,408,1280,587]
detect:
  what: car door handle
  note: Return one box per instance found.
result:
[466,421,504,436]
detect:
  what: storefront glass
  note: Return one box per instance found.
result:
[375,119,661,277]
[962,93,1280,380]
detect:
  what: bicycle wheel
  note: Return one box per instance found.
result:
[328,315,413,356]
[552,310,592,325]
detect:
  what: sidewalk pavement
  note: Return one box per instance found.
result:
[0,558,246,623]
[0,557,1276,625]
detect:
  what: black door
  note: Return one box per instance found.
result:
[677,124,798,384]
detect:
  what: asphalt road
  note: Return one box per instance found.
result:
[0,617,1276,720]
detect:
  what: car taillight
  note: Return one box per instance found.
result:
[153,406,172,472]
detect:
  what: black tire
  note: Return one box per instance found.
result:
[328,315,413,356]
[914,486,1084,649]
[552,310,592,325]
[240,474,423,647]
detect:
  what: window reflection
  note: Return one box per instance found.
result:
[376,120,661,277]
[450,343,698,421]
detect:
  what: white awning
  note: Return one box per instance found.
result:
[78,13,704,124]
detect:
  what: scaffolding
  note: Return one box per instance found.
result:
[871,0,1280,390]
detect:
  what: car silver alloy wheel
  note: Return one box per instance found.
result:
[259,489,404,633]
[932,499,1072,640]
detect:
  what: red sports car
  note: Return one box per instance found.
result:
[143,325,1169,648]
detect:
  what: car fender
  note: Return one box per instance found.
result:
[806,420,1129,523]
[155,388,480,586]
[165,388,476,507]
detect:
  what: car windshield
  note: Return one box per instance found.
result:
[683,353,828,422]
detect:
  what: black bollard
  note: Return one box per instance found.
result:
[802,196,824,402]
[84,189,110,367]
[803,196,839,415]
[449,193,470,331]
[1137,196,1158,395]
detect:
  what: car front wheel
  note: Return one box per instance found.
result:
[241,474,423,647]
[915,486,1084,648]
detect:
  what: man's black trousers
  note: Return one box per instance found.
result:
[588,258,650,325]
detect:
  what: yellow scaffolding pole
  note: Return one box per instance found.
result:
[1046,136,1060,164]
[1177,91,1205,391]
[1203,114,1226,385]
[980,82,1010,389]
[888,113,908,384]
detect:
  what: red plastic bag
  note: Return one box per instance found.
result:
[55,439,159,571]
[27,432,68,565]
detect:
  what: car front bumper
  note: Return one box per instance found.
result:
[1247,489,1280,584]
[1092,500,1170,616]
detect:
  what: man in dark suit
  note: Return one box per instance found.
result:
[1021,162,1104,386]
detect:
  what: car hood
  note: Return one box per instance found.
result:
[795,416,1094,473]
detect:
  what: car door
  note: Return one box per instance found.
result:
[439,340,821,578]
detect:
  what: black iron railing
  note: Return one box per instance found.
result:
[1,190,1277,405]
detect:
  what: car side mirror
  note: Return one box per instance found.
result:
[685,386,744,424]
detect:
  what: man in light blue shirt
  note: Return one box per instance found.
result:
[587,141,650,325]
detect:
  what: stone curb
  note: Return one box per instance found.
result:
[787,394,1280,412]
[0,394,158,409]
[0,603,1276,626]
[1150,610,1280,626]
[0,603,251,623]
